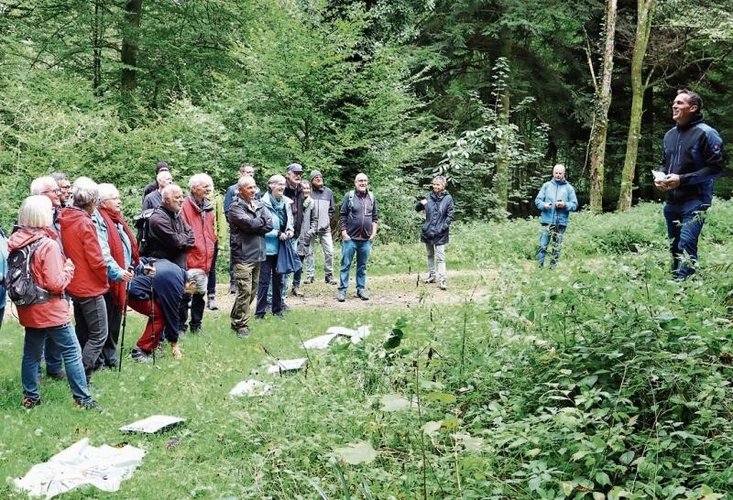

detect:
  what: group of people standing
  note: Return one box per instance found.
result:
[0,88,721,409]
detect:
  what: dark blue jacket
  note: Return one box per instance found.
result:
[660,113,724,204]
[129,258,185,343]
[416,191,455,246]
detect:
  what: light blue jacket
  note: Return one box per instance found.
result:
[261,193,294,256]
[535,179,578,226]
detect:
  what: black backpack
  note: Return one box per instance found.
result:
[5,238,53,306]
[133,208,156,256]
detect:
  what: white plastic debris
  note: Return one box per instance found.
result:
[229,379,273,397]
[119,415,185,434]
[14,437,145,499]
[302,333,338,349]
[267,358,308,374]
[302,325,371,348]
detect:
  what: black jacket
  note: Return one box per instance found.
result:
[416,191,455,246]
[660,113,724,204]
[228,198,273,265]
[145,207,195,269]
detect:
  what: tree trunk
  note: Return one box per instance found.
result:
[121,0,143,94]
[588,0,617,213]
[92,0,103,95]
[494,43,512,213]
[618,0,657,211]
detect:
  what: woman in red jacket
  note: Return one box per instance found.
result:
[58,177,110,384]
[8,195,101,410]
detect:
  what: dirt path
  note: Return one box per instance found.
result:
[212,268,498,312]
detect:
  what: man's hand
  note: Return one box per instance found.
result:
[544,202,552,210]
[655,173,681,191]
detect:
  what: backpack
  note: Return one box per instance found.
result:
[133,208,156,255]
[5,238,53,306]
[346,190,374,209]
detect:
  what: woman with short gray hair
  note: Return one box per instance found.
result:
[58,177,110,384]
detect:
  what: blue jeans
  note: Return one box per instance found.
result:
[537,224,567,268]
[22,323,93,404]
[664,200,707,280]
[339,239,372,293]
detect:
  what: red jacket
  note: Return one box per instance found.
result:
[7,228,74,328]
[180,196,216,273]
[58,207,109,298]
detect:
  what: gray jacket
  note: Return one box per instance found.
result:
[228,198,273,264]
[310,185,335,233]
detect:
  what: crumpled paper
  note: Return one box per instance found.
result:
[14,437,146,498]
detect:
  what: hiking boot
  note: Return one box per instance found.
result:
[47,371,67,381]
[325,274,337,285]
[207,297,219,310]
[130,347,152,363]
[337,290,346,302]
[291,286,304,297]
[439,279,447,290]
[304,276,315,284]
[357,288,369,301]
[229,283,237,294]
[22,397,41,409]
[236,326,250,338]
[74,399,103,411]
[424,273,436,284]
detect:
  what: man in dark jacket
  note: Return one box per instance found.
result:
[337,173,378,302]
[142,161,170,201]
[655,89,724,281]
[144,184,195,270]
[229,176,273,338]
[308,170,337,285]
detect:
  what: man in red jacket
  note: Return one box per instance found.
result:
[179,173,216,334]
[58,177,110,384]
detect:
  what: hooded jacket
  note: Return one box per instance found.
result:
[58,206,109,298]
[660,112,724,205]
[180,195,216,273]
[7,227,73,328]
[535,178,578,227]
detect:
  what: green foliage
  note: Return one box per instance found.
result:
[438,59,549,222]
[1,201,733,498]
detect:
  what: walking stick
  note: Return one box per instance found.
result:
[117,276,132,373]
[149,259,157,365]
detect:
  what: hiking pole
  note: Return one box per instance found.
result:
[149,259,157,366]
[118,273,132,374]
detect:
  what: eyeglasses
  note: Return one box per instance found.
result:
[42,189,61,195]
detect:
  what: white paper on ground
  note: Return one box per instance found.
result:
[320,325,371,344]
[302,333,338,349]
[14,437,145,499]
[119,415,185,434]
[267,357,308,374]
[229,379,273,397]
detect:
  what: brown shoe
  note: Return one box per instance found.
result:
[291,287,304,297]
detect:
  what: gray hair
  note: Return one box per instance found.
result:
[71,176,99,209]
[49,172,69,184]
[267,174,286,192]
[97,183,120,203]
[678,88,703,111]
[188,173,213,190]
[238,176,257,188]
[29,176,57,195]
[18,195,53,228]
[162,183,183,204]
[157,170,173,186]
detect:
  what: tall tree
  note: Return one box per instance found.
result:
[617,0,656,211]
[587,0,617,213]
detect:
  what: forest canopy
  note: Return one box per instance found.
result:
[1,0,732,239]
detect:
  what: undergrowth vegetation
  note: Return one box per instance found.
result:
[1,200,732,499]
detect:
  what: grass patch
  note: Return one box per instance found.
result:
[1,200,733,498]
